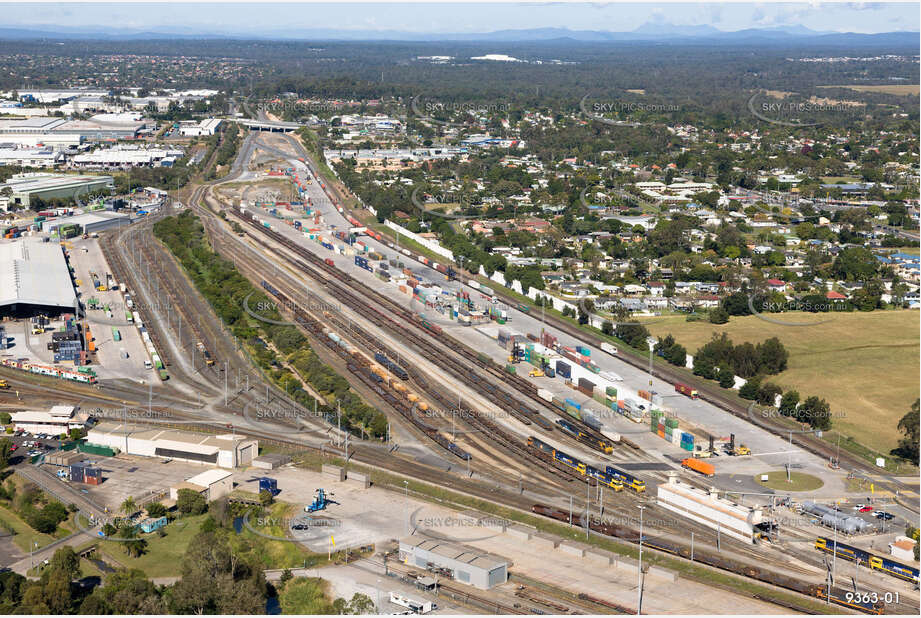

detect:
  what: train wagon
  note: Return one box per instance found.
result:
[815,537,919,584]
[605,465,646,493]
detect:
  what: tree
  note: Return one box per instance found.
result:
[717,363,735,388]
[798,396,832,430]
[708,307,729,324]
[738,377,760,400]
[895,399,919,463]
[779,390,800,417]
[757,337,788,374]
[346,593,376,614]
[176,488,207,515]
[831,247,878,281]
[121,496,137,517]
[757,382,782,407]
[259,489,274,507]
[145,502,168,519]
[0,438,11,470]
[47,547,80,582]
[117,523,148,558]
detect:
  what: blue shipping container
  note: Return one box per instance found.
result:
[556,360,571,378]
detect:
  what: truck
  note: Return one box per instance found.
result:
[681,458,715,477]
[675,383,698,399]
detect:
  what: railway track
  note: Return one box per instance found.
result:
[81,135,898,614]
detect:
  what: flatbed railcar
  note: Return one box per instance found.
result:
[531,504,885,614]
[815,537,920,584]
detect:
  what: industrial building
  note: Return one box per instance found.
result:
[178,118,222,137]
[41,211,131,236]
[0,237,78,317]
[398,537,508,590]
[0,148,63,168]
[71,145,184,169]
[169,468,234,502]
[0,173,114,208]
[17,89,109,104]
[656,473,764,543]
[801,501,872,535]
[87,422,258,469]
[10,405,85,435]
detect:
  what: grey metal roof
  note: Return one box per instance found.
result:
[0,238,77,309]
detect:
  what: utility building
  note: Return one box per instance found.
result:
[398,538,508,590]
[656,473,763,543]
[87,422,257,469]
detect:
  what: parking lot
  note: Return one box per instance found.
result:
[41,453,211,511]
[68,237,153,381]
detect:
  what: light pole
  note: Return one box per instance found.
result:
[637,505,645,615]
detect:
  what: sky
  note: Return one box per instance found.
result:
[1,1,918,35]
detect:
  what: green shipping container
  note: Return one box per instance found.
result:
[112,327,121,341]
[159,369,169,381]
[606,386,617,397]
[505,364,516,374]
[666,418,679,429]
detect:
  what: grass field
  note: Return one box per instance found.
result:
[755,471,824,492]
[641,310,920,455]
[818,84,920,96]
[89,514,209,578]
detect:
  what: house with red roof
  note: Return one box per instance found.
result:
[766,279,787,292]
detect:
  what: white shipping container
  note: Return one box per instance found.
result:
[671,431,683,445]
[601,429,621,443]
[600,342,618,355]
[537,388,553,402]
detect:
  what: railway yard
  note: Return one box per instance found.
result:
[1,126,918,616]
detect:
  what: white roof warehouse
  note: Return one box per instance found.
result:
[0,237,77,317]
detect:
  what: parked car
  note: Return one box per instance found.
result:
[875,511,894,520]
[858,506,874,513]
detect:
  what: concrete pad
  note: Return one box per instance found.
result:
[648,565,677,582]
[505,524,532,540]
[322,464,345,481]
[531,531,560,550]
[585,548,614,566]
[558,540,588,557]
[615,557,639,575]
[346,471,370,488]
[479,515,507,533]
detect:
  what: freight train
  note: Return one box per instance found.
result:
[555,419,613,454]
[526,436,624,490]
[604,465,646,493]
[815,537,919,584]
[530,505,885,615]
[374,352,409,380]
[260,278,471,462]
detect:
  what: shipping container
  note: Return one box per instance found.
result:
[682,458,715,477]
[675,383,698,399]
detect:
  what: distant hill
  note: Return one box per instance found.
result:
[0,24,916,46]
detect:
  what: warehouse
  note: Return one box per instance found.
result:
[178,118,223,137]
[0,237,78,317]
[656,473,763,543]
[42,211,131,236]
[0,148,63,168]
[169,469,234,502]
[10,405,85,435]
[71,145,184,169]
[398,537,508,590]
[87,422,258,469]
[0,173,114,208]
